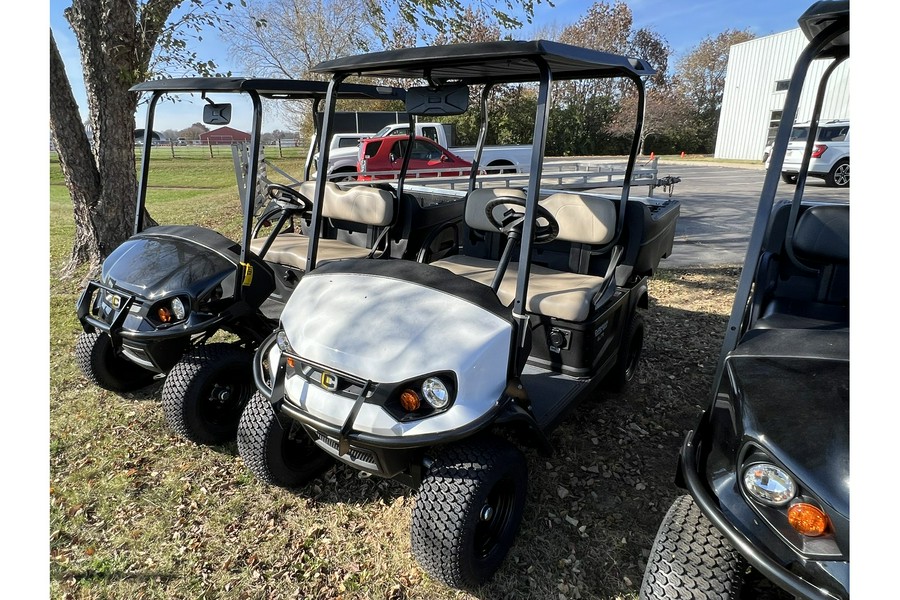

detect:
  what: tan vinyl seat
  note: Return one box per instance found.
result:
[431,188,616,322]
[250,181,394,270]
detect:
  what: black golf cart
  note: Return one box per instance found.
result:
[237,41,680,589]
[640,3,849,599]
[75,77,467,445]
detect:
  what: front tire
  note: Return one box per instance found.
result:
[161,344,253,445]
[75,331,156,393]
[411,436,528,590]
[781,172,798,185]
[826,158,849,187]
[640,495,746,599]
[236,391,333,488]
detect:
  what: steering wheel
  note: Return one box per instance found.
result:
[484,197,559,244]
[266,183,313,212]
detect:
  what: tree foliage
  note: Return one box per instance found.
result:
[675,28,755,151]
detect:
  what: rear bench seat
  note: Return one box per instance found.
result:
[432,188,617,322]
[250,181,394,269]
[751,204,849,331]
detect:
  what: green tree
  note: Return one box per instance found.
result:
[674,28,755,152]
[550,1,670,156]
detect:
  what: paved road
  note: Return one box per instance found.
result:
[649,162,850,267]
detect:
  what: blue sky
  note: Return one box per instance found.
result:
[49,0,813,134]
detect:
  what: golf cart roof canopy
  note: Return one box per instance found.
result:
[312,39,655,84]
[129,77,405,101]
[798,1,849,57]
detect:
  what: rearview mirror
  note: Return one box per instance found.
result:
[203,103,232,125]
[405,85,469,116]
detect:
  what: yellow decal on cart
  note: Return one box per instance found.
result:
[241,262,254,286]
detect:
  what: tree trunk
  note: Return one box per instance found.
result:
[51,0,181,278]
[50,29,103,274]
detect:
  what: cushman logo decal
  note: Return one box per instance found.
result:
[320,372,338,391]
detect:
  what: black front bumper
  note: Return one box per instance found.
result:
[680,413,848,600]
[76,279,224,372]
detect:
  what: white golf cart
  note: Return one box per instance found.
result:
[237,41,680,589]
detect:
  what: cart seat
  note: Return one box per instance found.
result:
[751,204,849,331]
[433,255,606,322]
[431,188,615,322]
[251,234,372,268]
[251,181,394,270]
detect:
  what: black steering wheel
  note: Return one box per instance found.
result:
[484,197,559,244]
[266,183,313,212]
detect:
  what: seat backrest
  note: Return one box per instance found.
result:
[464,188,616,246]
[792,204,849,265]
[299,181,394,227]
[541,192,616,245]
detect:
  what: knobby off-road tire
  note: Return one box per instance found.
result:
[640,495,747,599]
[162,343,253,445]
[602,312,645,393]
[236,391,333,488]
[411,436,528,590]
[75,331,156,393]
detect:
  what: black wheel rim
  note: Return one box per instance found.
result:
[280,425,316,471]
[474,475,517,560]
[199,377,252,428]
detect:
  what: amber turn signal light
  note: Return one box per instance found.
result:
[157,306,173,323]
[787,502,829,537]
[399,389,421,412]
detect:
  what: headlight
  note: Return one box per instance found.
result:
[171,297,186,320]
[742,463,797,506]
[422,377,450,409]
[276,329,294,354]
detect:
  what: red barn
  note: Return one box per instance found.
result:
[199,126,251,145]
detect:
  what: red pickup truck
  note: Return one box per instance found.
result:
[357,135,472,180]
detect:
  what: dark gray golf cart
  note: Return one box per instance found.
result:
[640,3,849,599]
[237,40,680,589]
[75,77,467,445]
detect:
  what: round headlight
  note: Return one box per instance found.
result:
[171,297,186,320]
[742,463,797,506]
[276,330,294,354]
[421,377,450,409]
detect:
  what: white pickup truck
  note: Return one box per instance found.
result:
[320,122,532,179]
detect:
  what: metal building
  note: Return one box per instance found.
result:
[714,28,849,161]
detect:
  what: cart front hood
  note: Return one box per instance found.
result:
[280,259,513,386]
[727,329,849,518]
[101,226,239,299]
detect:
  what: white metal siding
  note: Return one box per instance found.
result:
[715,29,849,161]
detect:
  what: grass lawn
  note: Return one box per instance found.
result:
[48,155,779,599]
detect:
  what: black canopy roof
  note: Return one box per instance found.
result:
[312,40,654,84]
[129,77,405,101]
[798,1,849,57]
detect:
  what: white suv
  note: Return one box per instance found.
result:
[780,119,849,187]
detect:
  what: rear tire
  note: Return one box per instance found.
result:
[781,172,798,185]
[411,436,528,590]
[640,495,746,599]
[602,312,644,392]
[162,344,253,445]
[75,331,156,393]
[236,391,333,488]
[826,158,849,187]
